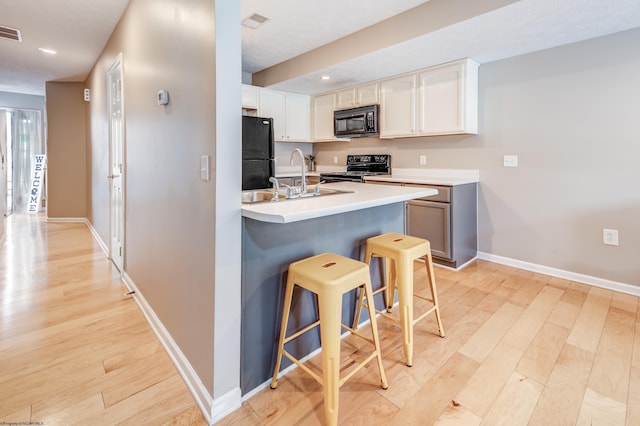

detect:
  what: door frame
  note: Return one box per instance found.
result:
[107,53,125,272]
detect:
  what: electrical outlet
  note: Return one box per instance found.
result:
[504,155,518,167]
[603,229,619,246]
[419,155,427,165]
[333,156,338,164]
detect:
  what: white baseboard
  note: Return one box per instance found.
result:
[47,217,110,258]
[477,251,640,297]
[45,216,86,223]
[121,272,216,425]
[211,387,242,423]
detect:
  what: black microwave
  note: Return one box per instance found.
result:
[334,104,379,138]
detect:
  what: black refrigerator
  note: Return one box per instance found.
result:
[242,116,275,190]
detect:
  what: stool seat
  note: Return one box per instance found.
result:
[271,253,388,426]
[355,233,445,367]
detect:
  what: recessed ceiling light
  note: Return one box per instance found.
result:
[38,48,58,55]
[242,13,270,30]
[321,75,331,80]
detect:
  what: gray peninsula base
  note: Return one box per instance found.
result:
[241,202,405,394]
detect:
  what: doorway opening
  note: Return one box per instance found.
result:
[1,108,45,217]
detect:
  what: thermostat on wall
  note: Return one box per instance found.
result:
[157,89,169,105]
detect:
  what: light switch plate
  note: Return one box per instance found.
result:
[200,155,210,181]
[504,155,518,167]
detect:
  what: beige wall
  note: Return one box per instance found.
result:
[314,27,640,286]
[45,82,87,218]
[85,0,218,395]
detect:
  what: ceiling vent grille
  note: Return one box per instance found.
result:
[242,13,270,30]
[0,25,22,42]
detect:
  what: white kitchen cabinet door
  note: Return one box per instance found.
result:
[379,74,416,138]
[312,93,336,141]
[357,82,379,106]
[259,88,286,141]
[284,93,310,142]
[242,84,259,109]
[335,88,356,110]
[417,59,479,136]
[336,84,379,109]
[259,89,310,142]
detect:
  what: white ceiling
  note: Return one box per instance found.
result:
[0,0,130,96]
[1,0,640,97]
[247,0,640,95]
[240,0,431,74]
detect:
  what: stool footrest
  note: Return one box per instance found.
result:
[282,350,324,386]
[342,326,375,346]
[338,352,380,387]
[283,319,321,344]
[414,293,435,304]
[413,306,437,325]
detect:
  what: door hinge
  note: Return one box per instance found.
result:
[119,247,122,256]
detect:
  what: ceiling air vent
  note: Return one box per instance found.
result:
[0,25,22,42]
[242,13,270,30]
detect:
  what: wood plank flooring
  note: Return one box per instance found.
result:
[0,215,207,425]
[2,214,639,425]
[220,245,640,425]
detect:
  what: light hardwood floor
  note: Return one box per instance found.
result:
[2,215,639,425]
[0,215,207,425]
[220,248,640,424]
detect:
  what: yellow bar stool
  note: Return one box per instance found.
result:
[354,232,445,367]
[271,252,388,426]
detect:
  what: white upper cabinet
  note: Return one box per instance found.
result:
[259,88,310,142]
[241,84,259,109]
[335,82,379,110]
[417,58,479,136]
[248,58,478,142]
[284,93,311,142]
[379,74,417,138]
[335,88,356,110]
[357,82,379,106]
[312,93,337,142]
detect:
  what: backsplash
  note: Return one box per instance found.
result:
[274,141,313,167]
[311,134,479,169]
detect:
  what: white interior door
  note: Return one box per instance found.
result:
[108,55,124,272]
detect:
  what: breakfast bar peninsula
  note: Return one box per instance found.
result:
[240,182,436,394]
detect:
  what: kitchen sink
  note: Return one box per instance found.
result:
[241,190,278,203]
[242,188,353,204]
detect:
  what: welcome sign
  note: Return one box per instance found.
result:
[28,154,46,213]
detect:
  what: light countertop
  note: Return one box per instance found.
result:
[364,168,479,186]
[275,167,479,186]
[241,181,436,224]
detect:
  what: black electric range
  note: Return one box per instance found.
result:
[320,154,391,183]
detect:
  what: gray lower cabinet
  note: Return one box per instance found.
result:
[369,181,477,269]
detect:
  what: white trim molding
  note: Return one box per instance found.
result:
[477,251,640,297]
[211,388,242,423]
[47,217,109,257]
[121,272,214,424]
[45,216,86,223]
[121,272,241,425]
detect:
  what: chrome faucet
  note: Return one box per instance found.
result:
[268,176,280,201]
[289,148,307,194]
